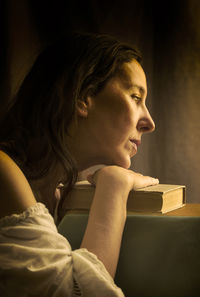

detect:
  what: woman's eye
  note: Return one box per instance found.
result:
[131,95,142,102]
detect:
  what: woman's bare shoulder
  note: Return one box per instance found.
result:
[0,150,36,218]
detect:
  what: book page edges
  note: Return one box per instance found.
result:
[127,187,185,212]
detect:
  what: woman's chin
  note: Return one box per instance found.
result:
[110,155,131,169]
[88,151,131,170]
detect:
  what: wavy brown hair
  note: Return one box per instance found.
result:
[0,32,141,217]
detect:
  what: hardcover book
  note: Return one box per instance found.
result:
[61,181,186,215]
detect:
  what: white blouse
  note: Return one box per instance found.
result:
[0,203,124,297]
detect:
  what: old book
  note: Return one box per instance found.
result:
[62,181,186,214]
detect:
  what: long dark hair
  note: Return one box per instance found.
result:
[0,32,141,216]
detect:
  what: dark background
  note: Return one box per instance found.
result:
[1,0,200,203]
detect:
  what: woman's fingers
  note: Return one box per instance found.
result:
[131,173,159,190]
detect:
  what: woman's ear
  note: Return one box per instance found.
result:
[76,97,93,118]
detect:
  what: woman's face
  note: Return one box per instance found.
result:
[71,59,155,170]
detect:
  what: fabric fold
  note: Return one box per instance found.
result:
[0,202,124,297]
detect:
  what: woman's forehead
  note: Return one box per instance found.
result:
[116,60,147,95]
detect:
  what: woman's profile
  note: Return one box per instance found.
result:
[0,32,159,296]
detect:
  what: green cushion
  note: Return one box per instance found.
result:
[58,214,200,297]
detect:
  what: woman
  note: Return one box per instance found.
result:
[0,32,159,296]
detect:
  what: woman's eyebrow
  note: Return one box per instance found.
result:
[123,80,146,95]
[117,71,146,95]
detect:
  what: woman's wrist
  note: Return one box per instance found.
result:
[80,172,129,277]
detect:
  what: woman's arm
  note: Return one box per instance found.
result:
[0,153,125,296]
[80,165,159,277]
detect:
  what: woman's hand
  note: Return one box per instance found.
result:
[87,165,159,195]
[81,165,159,278]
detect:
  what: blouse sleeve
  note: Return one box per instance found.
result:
[0,203,124,297]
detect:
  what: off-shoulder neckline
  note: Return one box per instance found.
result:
[0,202,49,228]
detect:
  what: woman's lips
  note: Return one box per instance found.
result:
[129,139,141,155]
[130,139,141,147]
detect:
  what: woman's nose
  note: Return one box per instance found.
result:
[136,108,155,133]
